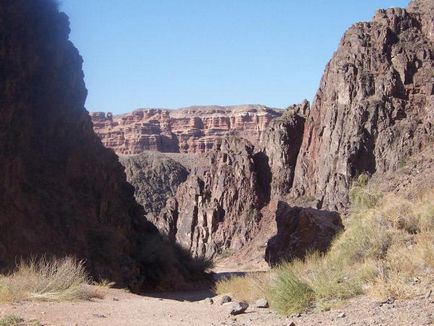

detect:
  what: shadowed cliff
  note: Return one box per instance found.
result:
[0,0,209,291]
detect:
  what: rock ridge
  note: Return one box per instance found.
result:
[91,105,282,154]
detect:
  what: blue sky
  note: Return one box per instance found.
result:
[60,0,409,114]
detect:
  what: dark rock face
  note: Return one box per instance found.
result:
[159,138,269,258]
[0,0,178,290]
[119,152,191,230]
[292,0,434,211]
[260,101,309,199]
[265,202,343,266]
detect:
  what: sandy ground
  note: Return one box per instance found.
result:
[0,287,433,326]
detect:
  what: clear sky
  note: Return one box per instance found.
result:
[60,0,409,114]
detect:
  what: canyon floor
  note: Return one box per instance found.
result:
[1,285,433,326]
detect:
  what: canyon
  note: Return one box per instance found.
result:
[92,0,434,265]
[0,0,432,300]
[0,0,433,324]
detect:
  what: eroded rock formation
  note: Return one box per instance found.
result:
[0,0,198,290]
[91,105,282,154]
[159,138,269,258]
[292,0,434,211]
[260,101,309,199]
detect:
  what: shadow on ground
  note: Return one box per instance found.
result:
[143,271,249,302]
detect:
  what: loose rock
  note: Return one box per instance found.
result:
[220,295,232,305]
[230,302,249,315]
[255,298,269,308]
[337,312,346,318]
[204,298,214,305]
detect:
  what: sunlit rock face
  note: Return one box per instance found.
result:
[292,0,434,211]
[91,105,282,154]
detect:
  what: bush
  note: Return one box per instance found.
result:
[349,174,382,210]
[0,257,108,303]
[269,267,314,315]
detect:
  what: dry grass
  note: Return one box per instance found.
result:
[214,273,269,303]
[268,267,314,315]
[0,316,24,326]
[217,182,434,314]
[0,257,110,303]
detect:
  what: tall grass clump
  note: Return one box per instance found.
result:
[0,257,108,303]
[269,267,314,314]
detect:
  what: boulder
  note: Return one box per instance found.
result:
[265,202,343,266]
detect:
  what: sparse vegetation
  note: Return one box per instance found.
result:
[215,181,434,314]
[0,257,110,303]
[0,316,24,326]
[215,273,269,303]
[269,268,314,315]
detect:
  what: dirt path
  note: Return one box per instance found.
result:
[0,287,433,326]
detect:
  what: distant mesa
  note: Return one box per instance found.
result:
[90,105,283,154]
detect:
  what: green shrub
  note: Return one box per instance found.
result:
[269,267,314,315]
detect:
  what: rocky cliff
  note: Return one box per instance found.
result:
[292,0,434,211]
[91,105,282,154]
[260,101,309,199]
[119,152,197,230]
[157,138,270,258]
[0,0,200,290]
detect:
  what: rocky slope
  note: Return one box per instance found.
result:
[91,105,282,154]
[0,0,199,291]
[292,0,434,211]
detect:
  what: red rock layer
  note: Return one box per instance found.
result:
[91,105,282,154]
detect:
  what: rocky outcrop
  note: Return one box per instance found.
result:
[260,101,309,199]
[292,0,434,211]
[119,152,191,229]
[91,105,282,154]
[0,0,198,291]
[158,138,269,258]
[265,202,343,266]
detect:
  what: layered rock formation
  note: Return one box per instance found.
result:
[91,105,282,154]
[292,0,434,210]
[0,0,199,290]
